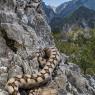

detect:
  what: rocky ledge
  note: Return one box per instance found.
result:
[0,0,95,95]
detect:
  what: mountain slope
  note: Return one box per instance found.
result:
[42,2,55,24]
[84,0,95,10]
[63,6,95,27]
[43,0,95,32]
[51,6,95,32]
[56,0,95,17]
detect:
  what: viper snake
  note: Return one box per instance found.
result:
[5,47,60,95]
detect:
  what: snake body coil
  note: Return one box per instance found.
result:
[5,47,60,95]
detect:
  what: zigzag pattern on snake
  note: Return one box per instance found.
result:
[5,47,60,95]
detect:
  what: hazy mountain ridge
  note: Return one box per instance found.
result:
[56,0,95,17]
[43,0,95,32]
[64,6,95,31]
[42,2,55,24]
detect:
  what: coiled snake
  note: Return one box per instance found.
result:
[5,47,60,95]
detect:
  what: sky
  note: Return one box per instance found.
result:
[43,0,72,7]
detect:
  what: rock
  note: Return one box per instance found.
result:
[54,75,67,90]
[46,55,95,95]
[0,0,54,82]
[0,0,54,57]
[0,89,8,95]
[8,65,23,78]
[0,67,8,74]
[86,75,95,89]
[0,36,10,57]
[0,0,54,92]
[0,73,8,89]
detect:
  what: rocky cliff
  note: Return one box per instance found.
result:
[0,0,95,95]
[0,0,54,57]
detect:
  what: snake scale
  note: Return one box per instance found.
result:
[5,47,60,95]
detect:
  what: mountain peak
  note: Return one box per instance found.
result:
[43,0,95,32]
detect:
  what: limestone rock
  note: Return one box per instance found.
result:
[0,89,8,95]
[45,54,95,95]
[0,0,54,94]
[0,73,8,89]
[0,0,54,57]
[8,65,23,78]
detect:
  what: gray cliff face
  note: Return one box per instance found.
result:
[0,0,54,57]
[0,0,54,93]
[0,0,95,95]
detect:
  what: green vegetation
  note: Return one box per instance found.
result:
[52,29,95,75]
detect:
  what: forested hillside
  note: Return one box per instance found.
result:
[53,28,95,75]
